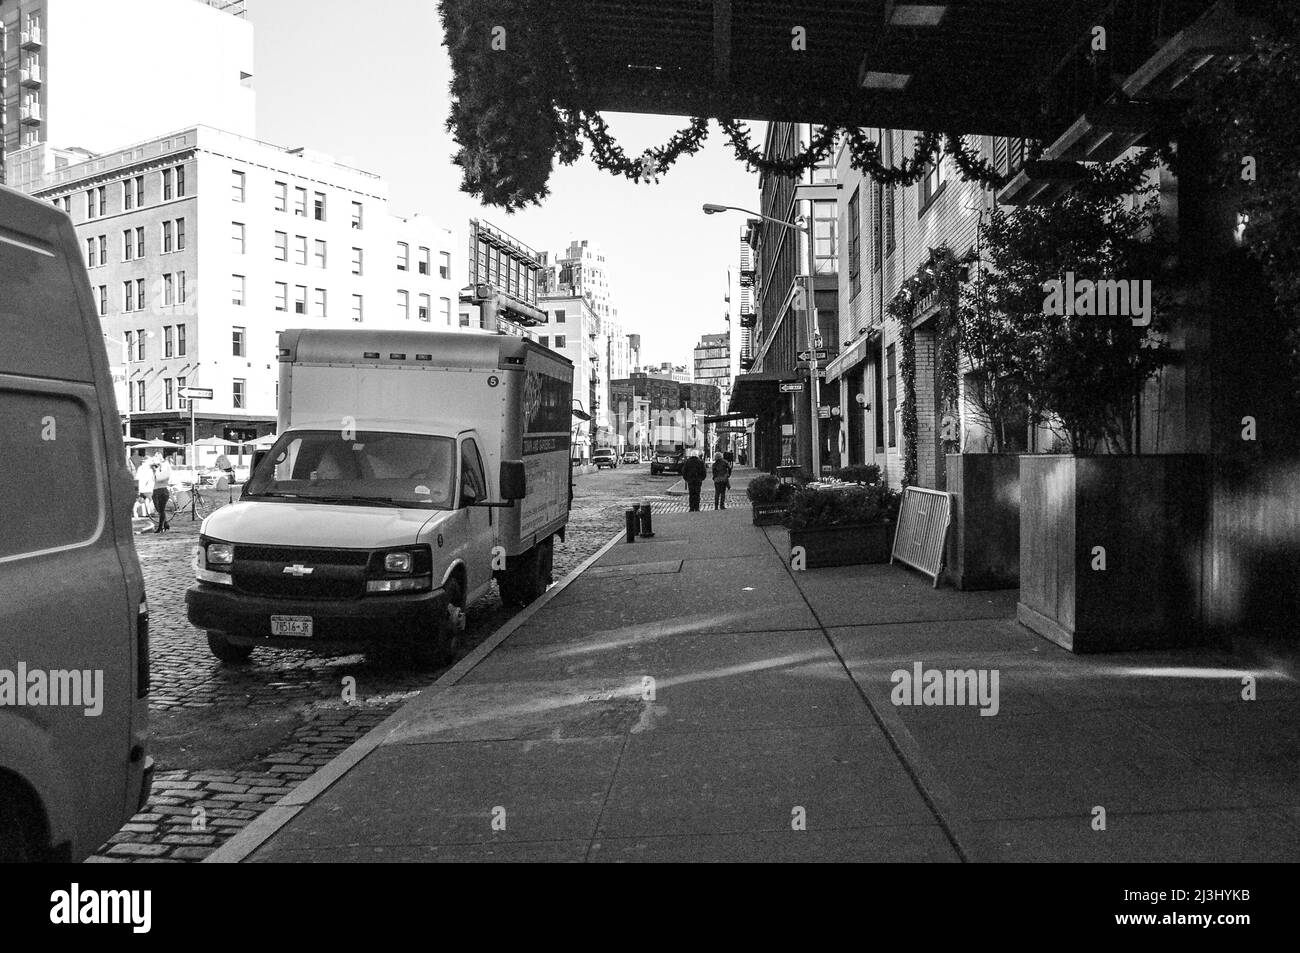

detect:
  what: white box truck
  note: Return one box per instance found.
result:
[186,329,573,664]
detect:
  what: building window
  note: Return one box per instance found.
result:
[162,220,173,253]
[438,250,450,280]
[162,168,173,201]
[313,239,326,269]
[351,247,363,275]
[554,309,566,323]
[417,246,430,275]
[554,335,566,349]
[177,323,186,355]
[163,273,174,306]
[886,343,897,448]
[232,326,245,356]
[397,290,409,320]
[164,325,174,357]
[97,236,107,266]
[85,237,95,264]
[178,272,187,304]
[351,294,363,322]
[274,181,287,212]
[164,378,174,411]
[123,179,133,210]
[232,169,246,202]
[233,379,245,410]
[124,330,134,361]
[418,293,431,321]
[176,166,185,197]
[176,218,186,250]
[396,242,409,271]
[848,187,861,298]
[274,231,288,261]
[539,336,549,348]
[313,191,326,221]
[232,275,246,306]
[274,282,288,312]
[440,297,452,325]
[177,376,187,410]
[136,381,145,413]
[294,285,307,315]
[232,221,246,254]
[294,234,307,265]
[313,288,327,318]
[351,201,363,229]
[135,327,146,361]
[123,229,133,261]
[97,285,107,316]
[918,151,946,214]
[813,200,837,275]
[294,186,307,217]
[872,181,883,272]
[136,227,144,260]
[123,281,135,313]
[136,278,145,311]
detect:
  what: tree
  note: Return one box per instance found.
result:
[958,269,1032,453]
[973,156,1173,455]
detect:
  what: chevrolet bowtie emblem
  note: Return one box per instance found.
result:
[283,564,314,577]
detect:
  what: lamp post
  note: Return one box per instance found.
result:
[704,202,822,477]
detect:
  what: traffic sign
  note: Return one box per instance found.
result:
[796,365,827,378]
[797,349,829,362]
[779,382,804,393]
[178,387,213,400]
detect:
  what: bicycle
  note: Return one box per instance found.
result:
[150,483,209,530]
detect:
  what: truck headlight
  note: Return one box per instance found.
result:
[384,552,413,573]
[207,543,234,567]
[194,538,234,586]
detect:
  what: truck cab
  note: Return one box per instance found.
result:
[186,330,570,664]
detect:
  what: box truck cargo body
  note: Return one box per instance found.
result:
[186,329,573,663]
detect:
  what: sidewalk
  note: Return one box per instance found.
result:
[209,508,1300,862]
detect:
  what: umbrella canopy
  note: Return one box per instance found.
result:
[134,439,185,450]
[250,433,278,449]
[121,436,147,445]
[192,436,249,448]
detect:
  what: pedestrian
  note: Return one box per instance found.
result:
[681,450,706,512]
[711,451,733,510]
[140,451,172,532]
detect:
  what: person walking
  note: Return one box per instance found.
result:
[681,450,706,512]
[139,452,172,532]
[711,451,734,510]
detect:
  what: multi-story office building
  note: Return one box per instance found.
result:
[635,362,691,384]
[535,292,602,459]
[461,218,545,333]
[730,122,839,475]
[31,124,456,462]
[1,0,255,189]
[693,331,731,409]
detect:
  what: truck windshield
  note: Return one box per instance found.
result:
[245,431,456,508]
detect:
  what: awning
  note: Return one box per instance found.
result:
[825,333,873,383]
[704,412,753,425]
[728,372,788,418]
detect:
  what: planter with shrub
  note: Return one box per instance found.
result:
[786,483,901,568]
[944,453,1021,590]
[746,473,796,526]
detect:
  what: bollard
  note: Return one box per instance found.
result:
[625,507,638,543]
[638,502,655,538]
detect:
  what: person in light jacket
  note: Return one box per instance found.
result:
[137,452,172,532]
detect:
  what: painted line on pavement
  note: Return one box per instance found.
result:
[205,527,627,864]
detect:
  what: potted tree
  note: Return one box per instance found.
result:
[747,473,795,526]
[978,151,1204,652]
[786,483,901,568]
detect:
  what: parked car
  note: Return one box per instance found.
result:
[592,448,619,470]
[650,450,685,476]
[621,451,639,465]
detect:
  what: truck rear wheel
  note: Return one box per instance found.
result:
[0,775,48,863]
[498,538,553,608]
[207,631,254,663]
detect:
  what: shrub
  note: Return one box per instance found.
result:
[786,484,901,531]
[746,473,781,504]
[831,464,881,485]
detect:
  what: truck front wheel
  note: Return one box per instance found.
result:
[421,578,465,667]
[207,631,254,663]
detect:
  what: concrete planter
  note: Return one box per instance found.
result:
[1017,454,1209,653]
[945,453,1021,590]
[788,522,893,568]
[751,503,790,526]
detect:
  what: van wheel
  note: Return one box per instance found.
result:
[420,578,465,666]
[0,776,48,863]
[207,631,254,663]
[498,539,551,608]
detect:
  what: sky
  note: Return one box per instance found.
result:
[249,0,759,369]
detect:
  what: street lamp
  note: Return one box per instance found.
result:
[703,202,823,477]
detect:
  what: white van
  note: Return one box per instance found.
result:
[0,184,152,861]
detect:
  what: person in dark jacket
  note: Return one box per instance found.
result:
[711,452,733,510]
[681,451,707,512]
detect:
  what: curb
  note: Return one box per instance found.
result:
[665,479,686,497]
[204,527,628,864]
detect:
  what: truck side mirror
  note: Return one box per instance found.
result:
[500,460,526,501]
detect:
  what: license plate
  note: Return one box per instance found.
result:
[271,615,313,637]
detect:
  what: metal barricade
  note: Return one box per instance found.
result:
[890,486,953,588]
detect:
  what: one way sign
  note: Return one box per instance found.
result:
[178,386,213,400]
[797,349,829,362]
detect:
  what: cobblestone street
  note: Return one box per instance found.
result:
[91,464,681,862]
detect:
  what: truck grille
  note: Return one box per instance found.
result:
[232,545,369,600]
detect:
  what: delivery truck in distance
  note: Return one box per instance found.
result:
[186,329,573,664]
